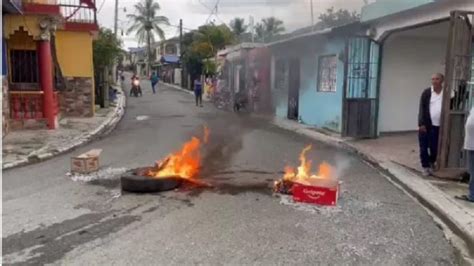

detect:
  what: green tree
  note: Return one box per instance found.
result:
[93,28,122,70]
[193,24,235,56]
[318,7,360,28]
[182,24,235,81]
[229,17,247,39]
[127,0,169,75]
[255,22,265,42]
[255,17,285,42]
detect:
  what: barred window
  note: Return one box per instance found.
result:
[318,55,337,92]
[10,50,39,83]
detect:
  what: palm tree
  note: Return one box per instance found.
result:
[262,17,285,41]
[255,22,265,42]
[230,17,247,39]
[127,0,169,75]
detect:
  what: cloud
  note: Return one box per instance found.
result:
[97,0,368,48]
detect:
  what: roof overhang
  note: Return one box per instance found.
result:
[2,0,22,14]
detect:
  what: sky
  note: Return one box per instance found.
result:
[96,0,371,49]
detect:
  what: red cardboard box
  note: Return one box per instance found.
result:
[292,179,340,206]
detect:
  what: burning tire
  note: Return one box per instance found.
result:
[121,168,182,193]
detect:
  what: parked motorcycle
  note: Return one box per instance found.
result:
[233,92,248,112]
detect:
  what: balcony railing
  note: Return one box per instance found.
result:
[60,0,96,24]
[22,0,97,26]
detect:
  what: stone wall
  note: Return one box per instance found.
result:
[59,77,94,117]
[3,75,9,137]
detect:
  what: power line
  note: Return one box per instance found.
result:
[97,0,106,14]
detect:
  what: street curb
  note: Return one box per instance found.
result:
[271,117,474,256]
[160,82,193,95]
[2,86,127,170]
[160,82,211,102]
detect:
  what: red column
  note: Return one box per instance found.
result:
[37,40,57,129]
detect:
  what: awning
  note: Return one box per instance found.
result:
[160,54,180,64]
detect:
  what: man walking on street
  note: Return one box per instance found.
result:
[194,77,203,107]
[418,73,444,176]
[150,72,159,94]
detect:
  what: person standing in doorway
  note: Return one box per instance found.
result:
[418,73,444,176]
[194,77,203,107]
[456,106,474,202]
[150,72,159,94]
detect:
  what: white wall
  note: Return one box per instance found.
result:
[378,35,447,132]
[371,0,474,41]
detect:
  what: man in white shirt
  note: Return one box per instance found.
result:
[456,107,474,202]
[418,73,444,176]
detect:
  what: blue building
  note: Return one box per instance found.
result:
[266,0,473,170]
[268,26,357,133]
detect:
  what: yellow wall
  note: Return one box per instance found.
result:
[55,31,94,78]
[3,15,42,40]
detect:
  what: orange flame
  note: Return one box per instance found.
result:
[147,127,210,181]
[282,145,335,185]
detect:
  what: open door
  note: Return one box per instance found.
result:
[438,11,474,169]
[342,37,380,138]
[287,58,300,120]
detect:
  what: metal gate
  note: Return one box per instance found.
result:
[438,11,474,169]
[287,58,300,120]
[342,37,380,138]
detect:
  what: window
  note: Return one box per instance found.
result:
[318,55,337,92]
[10,50,39,83]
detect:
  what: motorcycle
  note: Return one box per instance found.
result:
[130,79,142,97]
[233,92,248,112]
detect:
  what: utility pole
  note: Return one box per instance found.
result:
[108,0,119,108]
[310,0,314,30]
[114,0,119,36]
[250,16,254,43]
[179,19,184,88]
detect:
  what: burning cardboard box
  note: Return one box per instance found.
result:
[274,145,340,206]
[292,178,340,206]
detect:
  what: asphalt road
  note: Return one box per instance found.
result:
[3,80,457,265]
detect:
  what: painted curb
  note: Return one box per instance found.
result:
[271,117,474,255]
[2,86,127,170]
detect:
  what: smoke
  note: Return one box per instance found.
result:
[333,155,353,180]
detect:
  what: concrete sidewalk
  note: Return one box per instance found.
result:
[2,85,126,170]
[273,117,474,258]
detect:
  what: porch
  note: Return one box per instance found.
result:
[3,0,98,131]
[348,132,473,211]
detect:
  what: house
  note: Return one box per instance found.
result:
[151,37,181,84]
[217,42,272,113]
[129,47,146,76]
[2,0,23,137]
[3,0,98,131]
[353,0,473,169]
[267,27,348,132]
[120,49,132,70]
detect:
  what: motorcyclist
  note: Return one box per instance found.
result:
[130,73,142,97]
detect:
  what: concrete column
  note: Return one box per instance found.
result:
[37,40,57,129]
